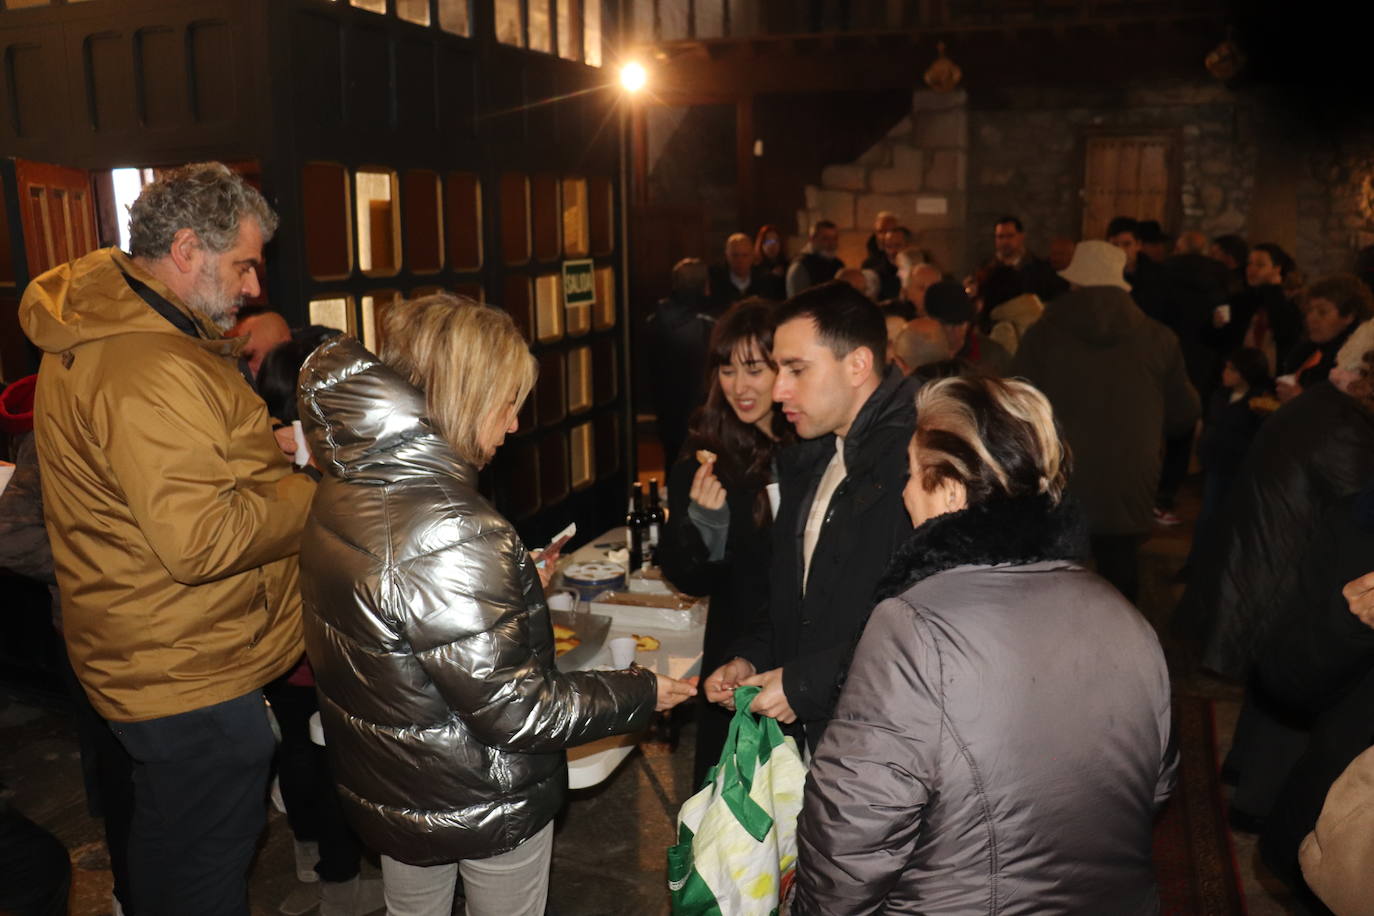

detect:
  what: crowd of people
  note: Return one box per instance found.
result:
[5,158,1374,915]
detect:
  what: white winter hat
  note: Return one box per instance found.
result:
[1058,240,1132,291]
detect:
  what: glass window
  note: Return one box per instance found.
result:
[593,337,617,403]
[360,289,399,354]
[593,265,615,330]
[410,285,442,297]
[588,176,613,255]
[397,0,431,25]
[302,162,352,281]
[503,275,533,341]
[534,273,564,343]
[504,442,541,519]
[438,0,470,35]
[561,177,589,258]
[566,346,592,414]
[445,172,482,271]
[537,352,565,426]
[500,173,530,265]
[495,0,524,46]
[570,422,594,491]
[356,169,400,276]
[453,281,484,301]
[557,0,581,60]
[595,412,619,477]
[540,434,569,505]
[402,170,444,274]
[350,0,386,12]
[584,0,602,66]
[531,174,560,262]
[309,296,354,335]
[528,0,552,52]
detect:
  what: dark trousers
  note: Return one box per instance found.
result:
[58,644,137,912]
[1157,427,1195,510]
[108,690,276,916]
[0,806,70,916]
[1091,534,1143,604]
[262,677,362,883]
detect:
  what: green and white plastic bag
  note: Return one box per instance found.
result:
[667,685,807,916]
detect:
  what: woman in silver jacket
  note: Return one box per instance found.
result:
[297,294,696,916]
[792,375,1176,915]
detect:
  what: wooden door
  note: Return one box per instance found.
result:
[15,160,100,280]
[1081,135,1174,241]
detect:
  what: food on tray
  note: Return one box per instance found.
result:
[596,591,697,611]
[554,636,581,657]
[552,623,576,641]
[1250,395,1281,414]
[633,634,661,651]
[696,448,718,465]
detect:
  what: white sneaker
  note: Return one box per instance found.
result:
[293,839,320,883]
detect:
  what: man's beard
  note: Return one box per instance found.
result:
[185,257,243,331]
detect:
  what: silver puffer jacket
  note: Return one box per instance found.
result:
[297,336,657,866]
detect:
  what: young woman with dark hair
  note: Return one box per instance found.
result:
[657,297,794,785]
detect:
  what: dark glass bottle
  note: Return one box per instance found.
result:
[626,482,645,572]
[646,478,665,565]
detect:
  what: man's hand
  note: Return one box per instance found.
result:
[738,667,797,724]
[655,674,699,711]
[1344,571,1374,629]
[689,460,727,511]
[705,657,757,707]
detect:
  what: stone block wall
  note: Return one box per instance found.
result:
[1297,133,1374,279]
[795,89,970,274]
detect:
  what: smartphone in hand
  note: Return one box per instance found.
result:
[536,522,576,569]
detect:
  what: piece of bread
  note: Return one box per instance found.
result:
[552,624,576,640]
[696,448,718,465]
[633,634,661,651]
[554,636,581,656]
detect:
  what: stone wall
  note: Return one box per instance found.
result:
[795,90,970,274]
[967,82,1258,273]
[1297,133,1374,279]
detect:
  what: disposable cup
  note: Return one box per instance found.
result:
[609,636,638,669]
[547,591,576,612]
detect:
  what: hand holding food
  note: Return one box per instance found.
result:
[689,456,727,511]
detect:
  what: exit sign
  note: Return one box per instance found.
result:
[562,259,595,306]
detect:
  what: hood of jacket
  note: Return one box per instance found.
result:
[20,247,242,360]
[297,335,474,488]
[1036,285,1145,348]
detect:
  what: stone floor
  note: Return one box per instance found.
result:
[0,473,1315,915]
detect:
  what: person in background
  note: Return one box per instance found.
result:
[835,266,876,299]
[786,220,844,297]
[20,162,316,916]
[982,215,1063,301]
[1014,240,1199,603]
[1048,236,1077,273]
[1189,347,1274,569]
[1108,216,1176,332]
[903,262,943,316]
[658,299,794,786]
[792,376,1174,915]
[298,295,697,916]
[709,232,775,313]
[1139,219,1172,264]
[1210,233,1250,299]
[1184,320,1374,836]
[753,224,788,299]
[879,298,917,365]
[923,279,1012,376]
[1278,274,1374,403]
[979,263,1043,358]
[891,316,954,377]
[226,306,291,379]
[863,225,910,300]
[864,210,900,262]
[1212,242,1303,376]
[646,258,716,469]
[705,282,918,754]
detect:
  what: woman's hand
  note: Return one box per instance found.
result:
[704,657,757,707]
[739,667,797,724]
[689,460,727,511]
[530,546,561,589]
[655,674,699,711]
[1276,377,1302,403]
[1344,571,1374,629]
[273,425,297,458]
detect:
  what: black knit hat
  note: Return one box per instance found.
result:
[924,279,974,325]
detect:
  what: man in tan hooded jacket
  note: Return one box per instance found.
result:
[19,162,315,916]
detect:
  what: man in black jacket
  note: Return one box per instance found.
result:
[705,281,918,751]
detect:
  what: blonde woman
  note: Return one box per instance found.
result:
[296,294,696,916]
[792,376,1175,915]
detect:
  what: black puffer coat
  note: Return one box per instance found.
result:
[1188,382,1374,679]
[794,496,1174,915]
[297,337,657,866]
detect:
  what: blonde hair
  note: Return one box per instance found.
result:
[913,375,1070,505]
[379,293,537,467]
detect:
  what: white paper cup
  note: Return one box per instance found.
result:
[609,636,638,668]
[292,420,310,467]
[546,591,576,612]
[1214,303,1231,324]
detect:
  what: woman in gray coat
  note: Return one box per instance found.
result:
[297,294,696,916]
[792,375,1176,915]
